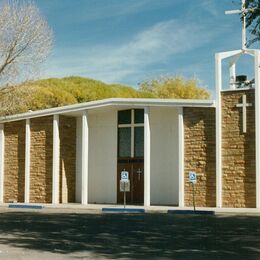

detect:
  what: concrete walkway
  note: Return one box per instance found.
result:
[2,203,260,215]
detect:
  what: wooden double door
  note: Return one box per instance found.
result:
[117,158,144,205]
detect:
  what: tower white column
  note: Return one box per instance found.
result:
[255,51,260,208]
[0,124,4,203]
[215,54,222,208]
[24,119,31,203]
[178,107,184,207]
[81,111,89,205]
[229,62,236,89]
[144,107,151,207]
[52,114,60,204]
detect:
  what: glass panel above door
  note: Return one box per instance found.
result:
[118,127,131,157]
[134,109,144,124]
[134,127,144,157]
[118,110,131,124]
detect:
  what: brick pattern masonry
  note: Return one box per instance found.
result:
[30,117,53,203]
[222,89,256,208]
[184,108,216,207]
[4,121,25,203]
[59,116,76,203]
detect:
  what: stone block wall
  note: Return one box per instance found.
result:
[4,121,25,203]
[184,108,216,207]
[59,116,76,203]
[30,117,53,203]
[222,89,256,208]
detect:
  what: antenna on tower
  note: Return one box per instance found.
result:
[225,0,257,50]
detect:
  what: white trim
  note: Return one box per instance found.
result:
[144,107,150,206]
[178,107,184,207]
[52,115,60,204]
[81,111,89,205]
[216,54,222,208]
[255,51,260,208]
[24,119,31,203]
[221,87,253,93]
[131,109,134,158]
[0,98,216,124]
[0,124,4,203]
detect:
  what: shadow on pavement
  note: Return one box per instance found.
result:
[0,212,259,258]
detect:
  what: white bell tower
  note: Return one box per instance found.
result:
[215,0,260,208]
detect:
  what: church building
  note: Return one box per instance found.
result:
[0,2,259,209]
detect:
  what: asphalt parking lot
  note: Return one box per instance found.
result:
[0,209,259,259]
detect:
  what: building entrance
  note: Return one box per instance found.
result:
[117,109,144,204]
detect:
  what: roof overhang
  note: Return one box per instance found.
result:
[0,98,216,123]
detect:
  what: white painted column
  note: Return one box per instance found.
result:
[178,107,184,207]
[81,111,89,205]
[24,119,31,203]
[229,62,236,89]
[0,124,4,203]
[52,114,60,204]
[144,107,151,207]
[255,51,260,208]
[215,54,222,208]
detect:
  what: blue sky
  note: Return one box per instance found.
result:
[35,0,259,95]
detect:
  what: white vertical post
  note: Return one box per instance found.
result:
[255,51,260,208]
[216,54,222,208]
[24,119,31,203]
[229,62,236,89]
[81,111,89,205]
[0,124,4,203]
[144,107,151,207]
[178,107,184,207]
[242,0,246,50]
[52,114,60,204]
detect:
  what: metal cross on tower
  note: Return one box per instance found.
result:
[225,0,257,50]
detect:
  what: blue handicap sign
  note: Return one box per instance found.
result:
[189,171,197,184]
[121,171,129,181]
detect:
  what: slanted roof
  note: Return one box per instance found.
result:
[0,98,215,123]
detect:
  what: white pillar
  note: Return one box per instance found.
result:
[0,124,4,203]
[229,62,236,89]
[144,107,151,207]
[255,51,260,208]
[215,54,222,208]
[24,119,31,203]
[52,114,60,204]
[178,107,184,207]
[81,111,89,205]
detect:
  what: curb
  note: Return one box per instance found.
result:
[168,210,215,215]
[102,208,145,213]
[8,204,44,209]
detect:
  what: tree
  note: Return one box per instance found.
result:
[138,75,211,100]
[0,0,53,85]
[244,0,260,46]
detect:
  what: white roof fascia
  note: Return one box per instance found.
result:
[0,98,216,123]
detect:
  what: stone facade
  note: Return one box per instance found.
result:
[184,108,216,207]
[30,117,53,203]
[222,89,256,208]
[59,116,76,203]
[4,121,25,203]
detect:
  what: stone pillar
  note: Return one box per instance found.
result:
[144,107,151,207]
[215,54,222,208]
[52,115,60,204]
[24,119,31,203]
[81,111,89,205]
[0,124,4,203]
